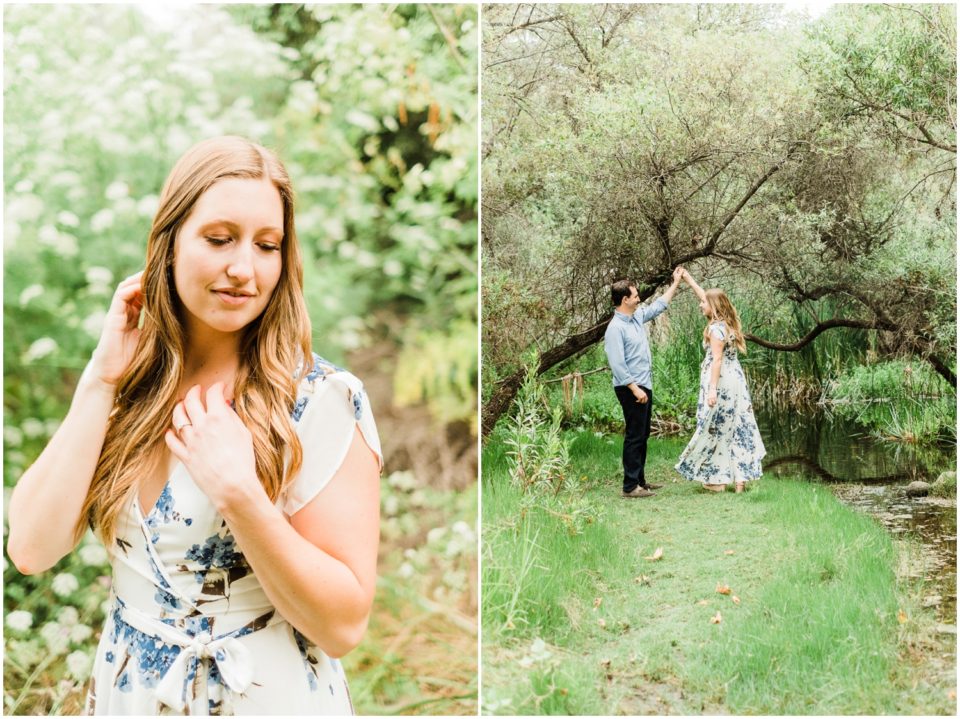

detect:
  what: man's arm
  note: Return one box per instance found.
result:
[639,267,683,322]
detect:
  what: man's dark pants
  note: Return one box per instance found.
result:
[614,385,653,493]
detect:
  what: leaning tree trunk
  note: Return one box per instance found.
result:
[481,143,806,438]
[482,312,957,439]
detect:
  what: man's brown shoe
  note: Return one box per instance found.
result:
[622,487,656,498]
[644,483,664,490]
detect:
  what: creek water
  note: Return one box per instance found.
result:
[755,406,957,624]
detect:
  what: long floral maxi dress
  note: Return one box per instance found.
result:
[84,354,383,715]
[675,322,765,487]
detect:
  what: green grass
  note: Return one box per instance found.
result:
[482,430,955,715]
[483,461,628,644]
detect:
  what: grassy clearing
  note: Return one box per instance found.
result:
[482,431,955,715]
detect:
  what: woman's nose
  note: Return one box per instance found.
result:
[226,244,255,282]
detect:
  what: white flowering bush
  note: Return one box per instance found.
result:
[3,529,111,715]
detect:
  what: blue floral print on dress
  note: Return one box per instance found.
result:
[306,353,347,383]
[109,603,183,691]
[292,396,309,422]
[86,350,377,714]
[185,532,244,577]
[676,321,765,485]
[293,627,320,691]
[143,484,192,544]
[144,548,181,612]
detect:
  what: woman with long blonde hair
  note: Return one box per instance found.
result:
[7,136,382,715]
[674,271,764,493]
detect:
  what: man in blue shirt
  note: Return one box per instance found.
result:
[604,268,684,498]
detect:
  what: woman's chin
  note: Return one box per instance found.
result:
[195,313,259,336]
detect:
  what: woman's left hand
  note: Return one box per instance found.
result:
[707,387,717,407]
[165,383,262,512]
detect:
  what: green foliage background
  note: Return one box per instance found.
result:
[481,3,956,434]
[4,4,477,715]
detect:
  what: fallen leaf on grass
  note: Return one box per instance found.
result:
[715,583,731,595]
[710,612,722,624]
[597,618,607,629]
[599,658,611,669]
[696,599,710,606]
[948,689,956,700]
[593,597,602,609]
[645,547,664,561]
[634,574,651,585]
[897,609,908,624]
[724,549,735,555]
[732,595,741,605]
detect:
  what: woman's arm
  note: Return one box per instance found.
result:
[222,429,379,657]
[659,267,684,304]
[6,369,116,574]
[707,333,724,407]
[682,269,707,302]
[7,272,143,575]
[166,382,380,658]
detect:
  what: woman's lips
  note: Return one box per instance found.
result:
[213,290,253,306]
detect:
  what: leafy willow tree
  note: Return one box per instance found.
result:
[481,3,956,437]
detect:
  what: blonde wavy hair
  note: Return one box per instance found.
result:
[77,136,312,548]
[702,288,747,354]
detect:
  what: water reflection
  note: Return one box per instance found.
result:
[756,405,957,623]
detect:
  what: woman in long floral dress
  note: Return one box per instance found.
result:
[7,136,382,714]
[674,270,765,493]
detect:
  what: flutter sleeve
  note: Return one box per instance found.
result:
[281,364,383,517]
[708,322,727,342]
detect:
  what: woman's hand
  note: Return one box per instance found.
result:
[707,387,718,407]
[165,383,263,513]
[89,271,144,387]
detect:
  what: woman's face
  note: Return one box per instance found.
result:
[699,297,712,317]
[173,177,284,339]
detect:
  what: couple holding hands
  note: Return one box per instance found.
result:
[604,267,765,499]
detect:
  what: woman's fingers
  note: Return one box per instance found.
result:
[205,382,228,412]
[109,273,144,327]
[172,402,191,434]
[164,429,188,463]
[182,385,206,424]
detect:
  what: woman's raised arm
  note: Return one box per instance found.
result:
[682,269,707,301]
[7,272,144,574]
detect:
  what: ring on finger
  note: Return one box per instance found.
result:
[173,419,192,433]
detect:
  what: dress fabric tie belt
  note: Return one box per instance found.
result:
[115,599,282,713]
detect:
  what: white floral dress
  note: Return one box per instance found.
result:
[84,354,382,716]
[675,322,765,486]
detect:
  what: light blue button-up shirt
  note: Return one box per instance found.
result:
[603,299,669,389]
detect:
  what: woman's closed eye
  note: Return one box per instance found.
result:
[204,236,280,252]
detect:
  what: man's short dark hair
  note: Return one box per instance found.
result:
[611,280,636,307]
